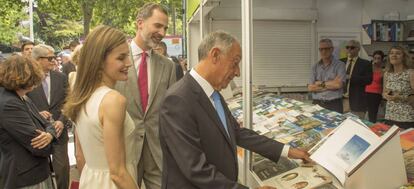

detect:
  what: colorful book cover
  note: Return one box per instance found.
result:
[369,122,391,137]
[401,129,414,151]
[252,158,298,181]
[295,115,322,130]
[289,129,323,150]
[403,149,414,182]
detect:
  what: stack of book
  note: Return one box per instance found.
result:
[227,92,410,188]
[226,93,356,182]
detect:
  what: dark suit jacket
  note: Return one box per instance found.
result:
[341,57,373,111]
[175,62,184,80]
[61,61,76,76]
[171,56,184,80]
[27,70,69,143]
[0,87,56,188]
[159,74,284,189]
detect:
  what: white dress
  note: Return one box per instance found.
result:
[76,86,139,188]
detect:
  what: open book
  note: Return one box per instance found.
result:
[310,118,400,186]
[258,165,334,189]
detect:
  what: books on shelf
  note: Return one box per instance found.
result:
[364,22,404,42]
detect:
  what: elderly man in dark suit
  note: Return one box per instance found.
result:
[159,31,311,189]
[27,44,70,189]
[341,40,373,118]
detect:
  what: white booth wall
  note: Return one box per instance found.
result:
[187,0,414,89]
[186,0,414,187]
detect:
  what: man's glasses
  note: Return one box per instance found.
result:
[40,56,57,62]
[319,47,332,51]
[346,46,357,50]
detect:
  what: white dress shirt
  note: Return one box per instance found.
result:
[44,71,51,104]
[189,69,290,159]
[130,40,153,92]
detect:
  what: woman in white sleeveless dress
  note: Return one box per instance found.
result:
[63,25,139,189]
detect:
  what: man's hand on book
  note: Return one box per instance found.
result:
[288,148,314,163]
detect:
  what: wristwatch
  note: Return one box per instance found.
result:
[320,81,326,88]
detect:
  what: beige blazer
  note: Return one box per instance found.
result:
[116,51,176,169]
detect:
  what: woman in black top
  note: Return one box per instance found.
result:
[0,55,57,189]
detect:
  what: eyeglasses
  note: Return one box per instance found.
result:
[346,46,357,50]
[40,56,57,62]
[319,47,332,51]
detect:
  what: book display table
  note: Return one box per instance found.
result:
[227,92,409,189]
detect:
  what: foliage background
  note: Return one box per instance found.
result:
[0,0,183,51]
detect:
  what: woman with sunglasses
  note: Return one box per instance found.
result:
[365,50,385,123]
[383,46,414,129]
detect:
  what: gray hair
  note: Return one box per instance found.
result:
[348,40,361,49]
[32,44,55,60]
[198,31,237,61]
[136,3,168,21]
[319,38,333,47]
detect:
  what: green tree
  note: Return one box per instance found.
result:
[0,0,26,44]
[92,0,147,37]
[1,0,184,48]
[33,0,83,47]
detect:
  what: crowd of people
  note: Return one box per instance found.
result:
[0,2,311,189]
[1,2,414,189]
[309,38,414,128]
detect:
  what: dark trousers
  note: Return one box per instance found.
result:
[384,120,414,130]
[366,93,382,123]
[313,98,343,113]
[52,132,70,189]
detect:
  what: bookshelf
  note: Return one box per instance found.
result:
[362,20,414,56]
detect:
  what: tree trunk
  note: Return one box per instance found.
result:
[81,0,96,37]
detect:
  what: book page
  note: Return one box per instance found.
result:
[310,118,380,185]
[261,165,332,189]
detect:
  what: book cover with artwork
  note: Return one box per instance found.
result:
[369,122,391,137]
[260,165,332,189]
[295,115,322,130]
[252,158,299,181]
[403,149,414,182]
[310,119,382,185]
[289,129,324,151]
[311,118,402,186]
[400,128,414,151]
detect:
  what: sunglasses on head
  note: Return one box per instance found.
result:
[40,56,57,62]
[346,46,357,50]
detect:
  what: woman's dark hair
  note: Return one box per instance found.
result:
[372,50,385,59]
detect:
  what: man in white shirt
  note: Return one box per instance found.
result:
[115,3,176,189]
